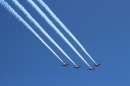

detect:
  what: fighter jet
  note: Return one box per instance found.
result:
[62,63,69,66]
[74,65,81,69]
[94,64,101,67]
[88,68,95,71]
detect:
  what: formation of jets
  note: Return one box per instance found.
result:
[0,0,100,71]
[62,63,101,71]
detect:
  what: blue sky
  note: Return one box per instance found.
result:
[0,0,130,86]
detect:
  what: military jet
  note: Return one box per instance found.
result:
[62,63,69,66]
[94,64,101,67]
[88,68,95,70]
[74,65,81,69]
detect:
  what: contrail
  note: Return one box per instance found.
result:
[11,0,78,67]
[37,0,98,65]
[0,0,66,64]
[27,0,92,69]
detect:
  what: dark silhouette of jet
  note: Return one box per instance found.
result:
[74,66,81,69]
[88,68,95,71]
[62,63,69,66]
[94,64,101,67]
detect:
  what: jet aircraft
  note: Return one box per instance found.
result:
[88,68,95,70]
[62,63,69,66]
[94,64,101,67]
[74,65,81,68]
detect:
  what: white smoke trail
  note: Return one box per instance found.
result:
[27,0,92,68]
[11,0,78,67]
[0,0,66,64]
[37,0,98,65]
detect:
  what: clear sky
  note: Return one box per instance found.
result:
[0,0,130,86]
